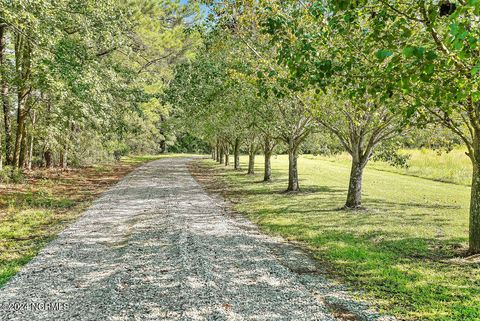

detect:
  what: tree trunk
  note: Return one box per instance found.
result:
[248,149,255,175]
[234,137,241,170]
[27,110,35,170]
[219,146,224,164]
[13,34,31,169]
[469,137,480,254]
[159,139,166,154]
[287,144,299,192]
[264,150,272,182]
[1,79,11,165]
[263,136,275,182]
[0,26,12,165]
[18,125,27,169]
[28,134,34,170]
[44,149,53,168]
[211,146,216,160]
[60,148,68,169]
[0,129,2,170]
[13,113,26,168]
[224,145,230,166]
[344,159,365,209]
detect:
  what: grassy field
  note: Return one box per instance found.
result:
[307,147,472,186]
[0,154,194,287]
[196,152,479,321]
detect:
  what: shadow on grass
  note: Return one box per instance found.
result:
[191,159,480,321]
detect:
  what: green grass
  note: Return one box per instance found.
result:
[306,147,472,186]
[198,153,479,321]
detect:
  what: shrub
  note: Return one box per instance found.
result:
[0,166,24,184]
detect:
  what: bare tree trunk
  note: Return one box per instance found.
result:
[1,81,11,165]
[344,158,365,209]
[13,34,31,169]
[219,145,224,164]
[247,142,258,175]
[13,112,26,168]
[287,142,299,192]
[27,110,35,170]
[224,144,230,166]
[28,134,34,170]
[0,129,2,170]
[0,26,12,165]
[247,155,255,174]
[263,136,275,182]
[469,136,480,254]
[234,137,241,170]
[158,115,167,154]
[60,148,68,169]
[215,140,220,162]
[18,125,27,168]
[44,148,53,168]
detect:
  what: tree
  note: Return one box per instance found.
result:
[0,0,201,171]
[259,0,416,204]
[350,0,480,252]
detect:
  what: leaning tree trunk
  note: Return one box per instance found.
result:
[234,137,241,170]
[469,139,480,254]
[247,142,257,175]
[287,143,300,192]
[345,158,365,209]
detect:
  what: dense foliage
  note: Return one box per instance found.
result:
[0,0,201,169]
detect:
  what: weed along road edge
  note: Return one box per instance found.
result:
[0,158,389,321]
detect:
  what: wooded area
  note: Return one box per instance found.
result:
[0,0,202,173]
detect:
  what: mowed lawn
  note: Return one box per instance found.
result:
[198,153,479,321]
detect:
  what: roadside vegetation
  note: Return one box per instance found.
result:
[194,154,479,321]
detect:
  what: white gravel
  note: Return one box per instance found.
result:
[0,158,358,320]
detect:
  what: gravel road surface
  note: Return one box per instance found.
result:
[0,158,341,321]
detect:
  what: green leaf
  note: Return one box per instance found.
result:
[376,49,393,60]
[402,47,415,58]
[471,65,480,77]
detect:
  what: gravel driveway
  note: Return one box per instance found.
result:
[0,158,342,321]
